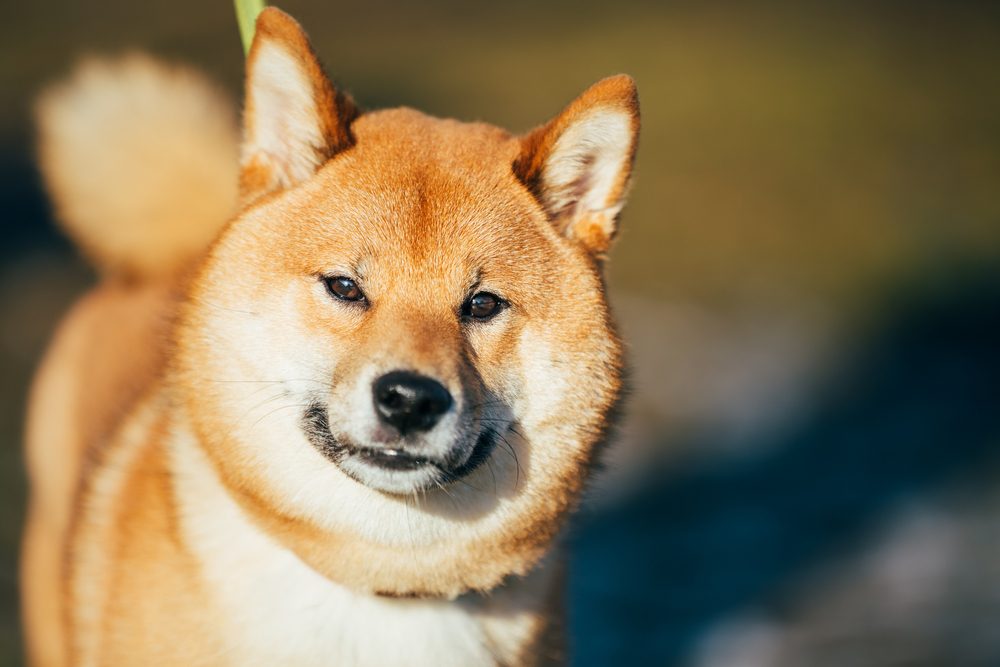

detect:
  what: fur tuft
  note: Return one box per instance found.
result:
[36,55,240,280]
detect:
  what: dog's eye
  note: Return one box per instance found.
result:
[323,276,365,302]
[463,292,505,321]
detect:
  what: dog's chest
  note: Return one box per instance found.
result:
[201,530,499,666]
[173,439,530,666]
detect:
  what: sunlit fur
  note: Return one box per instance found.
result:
[35,55,239,280]
[23,7,639,666]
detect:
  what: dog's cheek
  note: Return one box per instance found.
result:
[510,330,577,437]
[467,316,527,416]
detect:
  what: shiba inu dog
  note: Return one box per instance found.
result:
[21,7,639,665]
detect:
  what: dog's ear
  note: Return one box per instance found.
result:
[239,7,358,205]
[513,75,639,257]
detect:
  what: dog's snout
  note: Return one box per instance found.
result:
[373,371,453,435]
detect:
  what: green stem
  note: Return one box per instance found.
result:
[234,0,267,55]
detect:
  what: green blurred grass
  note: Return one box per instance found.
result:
[3,1,999,311]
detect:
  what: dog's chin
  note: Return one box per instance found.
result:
[301,404,497,496]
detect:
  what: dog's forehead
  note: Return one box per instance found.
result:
[283,108,555,275]
[350,107,518,166]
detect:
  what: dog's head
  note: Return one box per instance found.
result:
[178,7,638,597]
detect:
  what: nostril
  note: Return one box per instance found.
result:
[381,388,404,409]
[373,371,453,434]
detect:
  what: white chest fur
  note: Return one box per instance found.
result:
[169,429,545,667]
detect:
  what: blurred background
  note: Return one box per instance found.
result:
[2,1,1000,664]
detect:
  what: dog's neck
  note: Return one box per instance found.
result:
[165,409,557,666]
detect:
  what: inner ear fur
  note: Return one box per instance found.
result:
[513,75,640,257]
[239,7,359,205]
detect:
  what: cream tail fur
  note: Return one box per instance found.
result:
[35,55,240,280]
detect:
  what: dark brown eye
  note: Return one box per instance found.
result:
[463,292,505,320]
[323,276,365,302]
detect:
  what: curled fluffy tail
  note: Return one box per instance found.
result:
[36,55,240,280]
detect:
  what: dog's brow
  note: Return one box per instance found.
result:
[466,267,483,294]
[352,257,370,282]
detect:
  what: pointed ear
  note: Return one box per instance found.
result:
[239,7,359,205]
[513,75,639,257]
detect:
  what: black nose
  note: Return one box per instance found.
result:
[373,371,453,435]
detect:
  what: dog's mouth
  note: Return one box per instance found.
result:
[301,402,497,494]
[352,447,434,471]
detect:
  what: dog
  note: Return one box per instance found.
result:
[21,7,639,665]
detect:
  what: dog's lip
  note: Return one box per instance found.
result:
[339,429,496,477]
[349,446,434,471]
[300,401,498,486]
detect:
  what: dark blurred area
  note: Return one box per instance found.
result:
[2,1,999,665]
